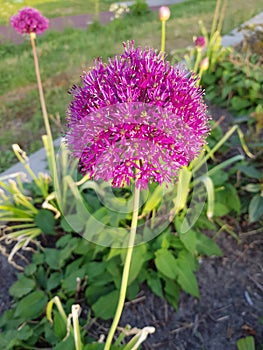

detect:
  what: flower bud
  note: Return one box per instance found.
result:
[200,57,209,71]
[195,36,206,49]
[159,6,170,21]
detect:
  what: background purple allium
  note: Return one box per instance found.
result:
[66,41,210,188]
[195,36,206,49]
[10,7,49,35]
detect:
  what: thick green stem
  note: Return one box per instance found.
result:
[161,20,166,53]
[30,33,53,147]
[30,33,59,192]
[104,185,141,350]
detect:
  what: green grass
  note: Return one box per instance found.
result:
[1,0,263,172]
[0,0,116,24]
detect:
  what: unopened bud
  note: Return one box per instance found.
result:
[200,57,209,71]
[159,6,170,21]
[195,36,206,49]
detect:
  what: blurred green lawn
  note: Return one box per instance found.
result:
[0,0,263,172]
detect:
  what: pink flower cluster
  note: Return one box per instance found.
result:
[10,7,49,35]
[67,42,210,188]
[195,36,206,49]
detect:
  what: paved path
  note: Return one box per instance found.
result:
[0,0,184,44]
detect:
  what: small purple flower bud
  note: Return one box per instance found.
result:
[195,36,206,49]
[10,7,49,35]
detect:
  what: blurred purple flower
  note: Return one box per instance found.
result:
[10,7,49,35]
[195,36,206,49]
[66,41,210,188]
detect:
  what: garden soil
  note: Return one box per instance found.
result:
[1,218,263,349]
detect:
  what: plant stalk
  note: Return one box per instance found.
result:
[104,184,141,350]
[30,33,59,194]
[161,20,166,53]
[30,33,53,148]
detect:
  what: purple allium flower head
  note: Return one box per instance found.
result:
[66,41,210,189]
[10,7,49,35]
[195,36,206,49]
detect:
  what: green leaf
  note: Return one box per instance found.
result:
[53,311,67,340]
[54,336,75,350]
[173,260,199,298]
[237,165,262,180]
[9,276,36,298]
[85,284,114,305]
[92,290,119,320]
[126,280,140,300]
[14,291,48,320]
[86,261,107,281]
[128,244,149,285]
[237,336,255,350]
[146,271,163,298]
[213,202,230,217]
[195,232,222,256]
[24,263,37,276]
[47,272,63,291]
[34,209,55,234]
[62,268,86,293]
[155,249,177,279]
[142,185,164,215]
[164,279,180,309]
[249,194,263,223]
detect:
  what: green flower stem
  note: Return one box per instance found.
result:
[30,33,52,149]
[161,20,166,53]
[30,33,57,180]
[104,184,141,350]
[193,49,202,74]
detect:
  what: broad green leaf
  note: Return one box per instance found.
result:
[54,336,75,350]
[164,279,180,309]
[86,261,107,281]
[24,263,37,276]
[9,276,36,298]
[92,290,119,320]
[249,194,263,223]
[85,284,114,305]
[195,232,222,256]
[237,336,255,350]
[126,280,140,300]
[53,311,67,340]
[14,291,48,320]
[213,202,229,217]
[173,261,199,297]
[62,268,86,293]
[34,209,55,234]
[155,249,177,279]
[128,244,148,285]
[146,271,163,298]
[237,165,262,180]
[47,272,63,291]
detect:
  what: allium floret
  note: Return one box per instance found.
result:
[66,41,210,188]
[195,36,206,49]
[10,7,49,35]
